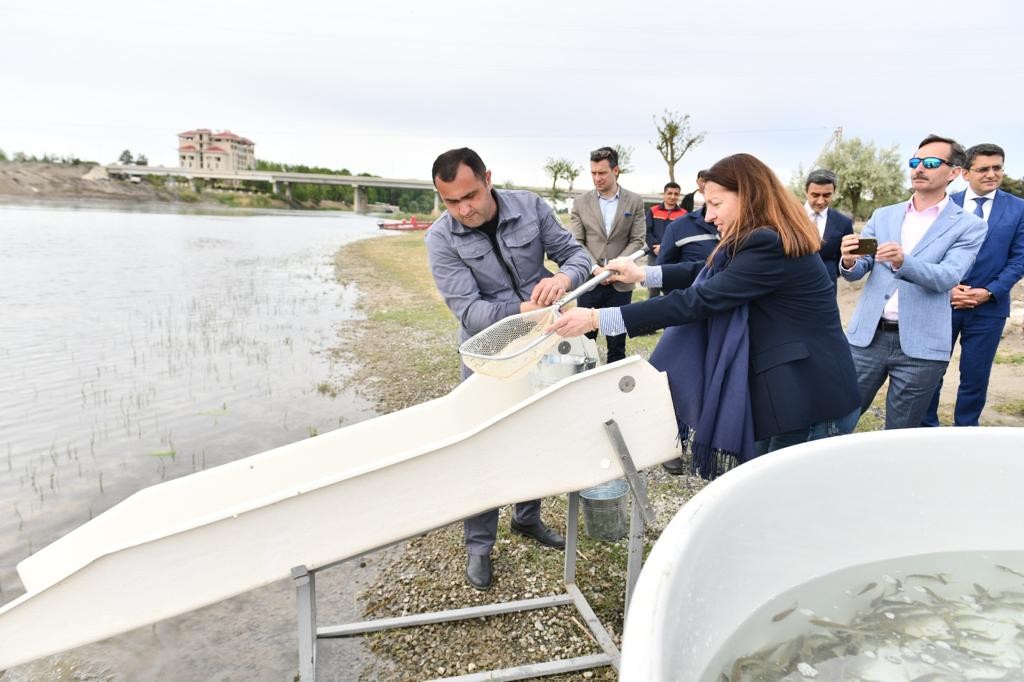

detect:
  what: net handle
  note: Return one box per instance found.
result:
[555,248,649,308]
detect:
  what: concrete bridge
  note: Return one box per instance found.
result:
[103,165,663,212]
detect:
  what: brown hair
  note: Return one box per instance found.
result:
[703,153,820,259]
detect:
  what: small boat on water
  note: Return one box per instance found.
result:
[376,216,432,231]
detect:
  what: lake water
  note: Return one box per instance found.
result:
[0,204,392,679]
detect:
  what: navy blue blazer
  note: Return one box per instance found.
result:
[951,189,1024,318]
[622,228,860,440]
[656,208,720,266]
[818,208,854,285]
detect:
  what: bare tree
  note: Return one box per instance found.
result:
[612,144,635,175]
[563,162,581,191]
[652,110,705,183]
[543,157,582,198]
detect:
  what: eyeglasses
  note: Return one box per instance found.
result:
[590,148,617,164]
[909,157,955,170]
[968,164,1004,175]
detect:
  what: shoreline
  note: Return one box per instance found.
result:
[330,233,700,680]
[0,194,368,219]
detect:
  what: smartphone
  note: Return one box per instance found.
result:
[851,238,878,256]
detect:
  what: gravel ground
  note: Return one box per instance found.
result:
[329,230,1024,681]
[330,234,706,681]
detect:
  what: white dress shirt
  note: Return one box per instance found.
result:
[804,201,828,239]
[963,187,997,222]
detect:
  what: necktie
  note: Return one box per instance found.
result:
[811,213,821,232]
[974,196,988,218]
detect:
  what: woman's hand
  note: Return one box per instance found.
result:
[546,307,596,338]
[599,257,645,284]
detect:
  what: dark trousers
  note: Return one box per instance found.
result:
[464,501,540,556]
[922,310,1006,427]
[578,285,633,363]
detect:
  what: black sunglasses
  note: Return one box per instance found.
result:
[909,156,955,170]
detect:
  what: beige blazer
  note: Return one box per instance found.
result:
[569,186,647,291]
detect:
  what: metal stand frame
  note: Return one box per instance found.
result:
[292,419,652,681]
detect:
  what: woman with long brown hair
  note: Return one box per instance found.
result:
[549,153,860,479]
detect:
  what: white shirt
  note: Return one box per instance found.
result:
[692,190,705,211]
[882,195,950,321]
[963,187,997,222]
[804,201,828,239]
[597,188,620,237]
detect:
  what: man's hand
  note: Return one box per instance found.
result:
[530,272,571,306]
[653,244,661,255]
[598,257,645,285]
[839,234,862,269]
[519,300,545,313]
[950,285,992,309]
[545,307,595,337]
[875,242,904,269]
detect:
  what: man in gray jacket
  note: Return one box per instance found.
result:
[425,147,592,591]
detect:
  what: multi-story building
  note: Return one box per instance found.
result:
[177,129,255,171]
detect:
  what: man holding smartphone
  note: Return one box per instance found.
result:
[839,134,987,430]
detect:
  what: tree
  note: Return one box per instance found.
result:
[652,110,705,183]
[543,157,582,198]
[118,149,133,165]
[816,137,905,220]
[135,153,149,166]
[0,148,6,162]
[612,144,634,175]
[1000,175,1024,199]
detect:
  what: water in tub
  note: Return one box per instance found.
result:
[711,551,1024,681]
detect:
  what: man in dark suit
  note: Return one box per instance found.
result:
[803,169,854,290]
[681,169,708,212]
[569,146,647,363]
[922,143,1024,427]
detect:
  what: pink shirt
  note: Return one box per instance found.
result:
[882,195,949,321]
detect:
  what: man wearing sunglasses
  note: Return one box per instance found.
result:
[839,134,987,430]
[921,143,1024,427]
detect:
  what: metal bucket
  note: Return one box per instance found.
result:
[580,479,629,541]
[530,352,587,390]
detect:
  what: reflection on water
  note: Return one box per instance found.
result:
[0,205,385,678]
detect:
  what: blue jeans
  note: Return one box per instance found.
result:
[849,328,949,430]
[755,407,861,455]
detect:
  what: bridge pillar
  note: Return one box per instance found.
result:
[283,182,292,201]
[188,178,196,192]
[272,180,281,196]
[353,185,368,214]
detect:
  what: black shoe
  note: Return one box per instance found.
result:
[465,554,492,591]
[661,457,685,476]
[510,520,566,550]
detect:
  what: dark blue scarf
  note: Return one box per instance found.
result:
[649,251,756,480]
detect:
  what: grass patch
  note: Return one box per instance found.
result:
[994,399,1024,418]
[995,351,1024,365]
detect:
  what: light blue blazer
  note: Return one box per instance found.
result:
[842,199,987,361]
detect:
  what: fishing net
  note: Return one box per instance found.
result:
[459,302,575,379]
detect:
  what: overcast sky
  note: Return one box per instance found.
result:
[1,0,1021,194]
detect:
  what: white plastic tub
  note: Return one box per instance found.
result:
[620,427,1024,681]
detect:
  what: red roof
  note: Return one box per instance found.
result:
[206,145,227,152]
[178,144,197,151]
[178,128,211,136]
[213,131,254,145]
